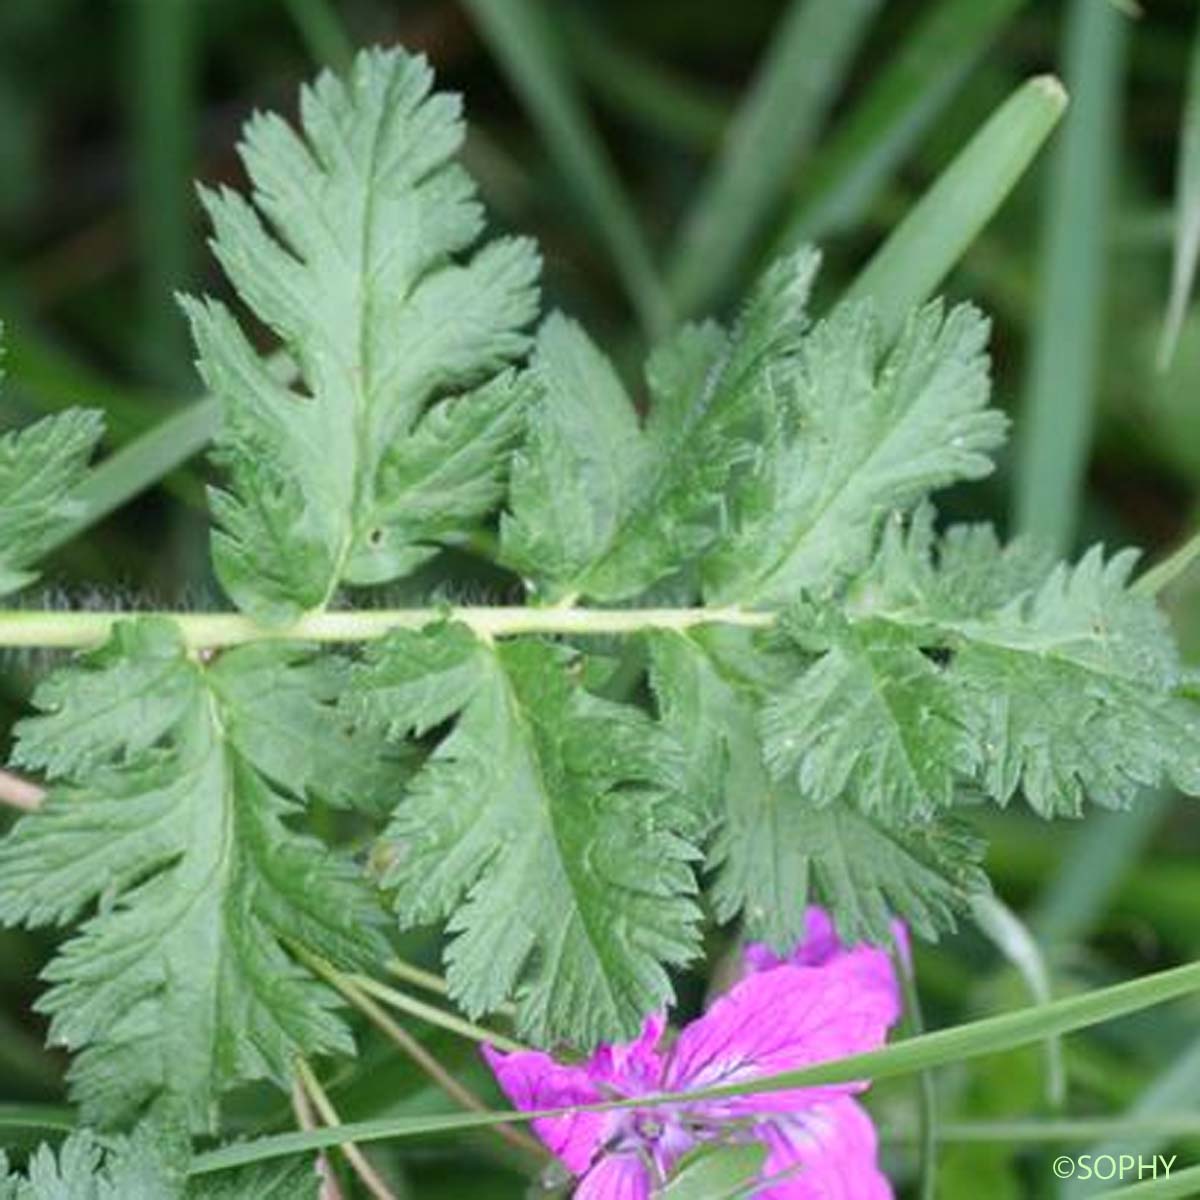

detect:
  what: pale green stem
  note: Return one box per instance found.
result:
[385,958,518,1025]
[0,605,774,650]
[295,1059,398,1200]
[349,974,526,1056]
[386,958,451,998]
[885,1115,1200,1144]
[1133,527,1200,596]
[897,946,938,1200]
[295,952,545,1162]
[290,1074,346,1200]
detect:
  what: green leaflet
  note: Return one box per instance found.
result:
[761,606,978,820]
[0,1128,316,1200]
[950,548,1200,816]
[0,336,104,596]
[0,620,388,1131]
[761,513,1200,822]
[184,47,540,621]
[207,640,412,814]
[648,628,987,948]
[502,249,819,602]
[355,626,702,1046]
[657,1142,768,1200]
[702,297,1006,605]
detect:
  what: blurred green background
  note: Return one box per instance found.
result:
[3,0,1200,1195]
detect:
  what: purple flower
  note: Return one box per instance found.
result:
[484,908,902,1197]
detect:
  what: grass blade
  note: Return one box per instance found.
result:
[51,397,217,545]
[0,1105,76,1135]
[127,0,197,383]
[190,956,1200,1175]
[667,0,881,315]
[887,1116,1200,1145]
[1063,1033,1200,1198]
[2,322,170,439]
[1103,1165,1200,1199]
[847,75,1068,344]
[1159,10,1200,370]
[1013,0,1128,552]
[462,0,670,336]
[972,895,1065,1107]
[777,0,1028,247]
[562,8,725,151]
[283,0,353,72]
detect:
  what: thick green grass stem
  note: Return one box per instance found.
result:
[847,75,1067,345]
[1013,0,1127,552]
[777,0,1029,247]
[128,0,197,383]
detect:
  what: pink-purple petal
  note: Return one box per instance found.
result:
[745,908,844,972]
[480,1044,606,1174]
[744,908,906,1029]
[586,1013,667,1094]
[575,1152,654,1200]
[663,959,900,1116]
[755,1097,894,1199]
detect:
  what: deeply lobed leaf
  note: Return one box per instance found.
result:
[502,250,820,602]
[0,337,104,596]
[0,1127,316,1200]
[0,621,389,1130]
[185,47,540,621]
[355,625,703,1046]
[702,297,1006,604]
[761,512,1200,823]
[649,627,987,947]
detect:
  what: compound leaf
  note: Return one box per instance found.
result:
[0,1128,316,1200]
[947,546,1200,816]
[825,516,1200,816]
[761,606,978,820]
[648,627,984,948]
[207,640,411,813]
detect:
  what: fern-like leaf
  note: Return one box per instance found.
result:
[761,514,1200,821]
[648,628,986,947]
[0,1128,316,1200]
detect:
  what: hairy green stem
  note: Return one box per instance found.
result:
[0,605,774,650]
[289,1074,347,1200]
